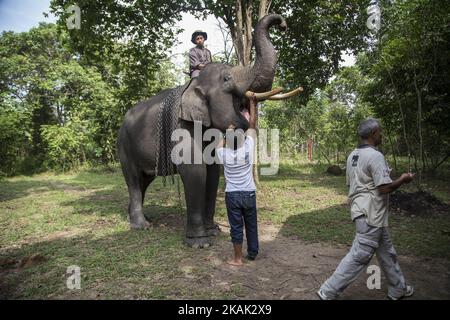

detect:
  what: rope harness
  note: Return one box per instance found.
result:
[154,84,188,209]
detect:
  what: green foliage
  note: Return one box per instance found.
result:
[48,0,372,103]
[262,0,448,171]
[0,23,177,175]
[1,1,448,177]
[49,0,182,109]
[272,0,371,102]
[360,0,450,172]
[261,67,374,163]
[41,121,86,171]
[0,103,32,176]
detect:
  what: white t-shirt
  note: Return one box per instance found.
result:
[216,135,256,192]
[346,146,393,227]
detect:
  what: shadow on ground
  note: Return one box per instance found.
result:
[1,164,449,299]
[0,220,188,299]
[2,203,449,300]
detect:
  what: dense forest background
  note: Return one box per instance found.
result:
[1,0,448,176]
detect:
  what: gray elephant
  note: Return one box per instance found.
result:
[117,14,288,247]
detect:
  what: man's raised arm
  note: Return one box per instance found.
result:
[248,96,257,130]
[378,173,415,194]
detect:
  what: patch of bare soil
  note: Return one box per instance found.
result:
[145,213,185,230]
[0,254,47,271]
[390,191,450,216]
[177,222,450,300]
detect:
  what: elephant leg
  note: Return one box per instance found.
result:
[119,139,149,230]
[123,166,151,230]
[205,163,221,236]
[178,163,213,248]
[140,173,155,205]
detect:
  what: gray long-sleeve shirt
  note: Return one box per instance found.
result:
[189,46,212,78]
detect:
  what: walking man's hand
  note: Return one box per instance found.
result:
[400,173,415,184]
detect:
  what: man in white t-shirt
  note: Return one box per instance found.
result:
[317,118,415,300]
[216,97,258,266]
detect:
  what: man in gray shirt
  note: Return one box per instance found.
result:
[189,30,212,78]
[317,118,415,300]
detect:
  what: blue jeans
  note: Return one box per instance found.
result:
[225,191,259,258]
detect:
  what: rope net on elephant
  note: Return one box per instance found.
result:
[155,84,187,188]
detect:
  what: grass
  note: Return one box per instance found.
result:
[1,158,449,299]
[258,159,450,259]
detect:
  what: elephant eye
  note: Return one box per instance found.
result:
[224,75,232,82]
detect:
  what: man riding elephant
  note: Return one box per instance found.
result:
[189,30,212,78]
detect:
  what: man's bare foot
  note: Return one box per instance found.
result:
[226,259,243,266]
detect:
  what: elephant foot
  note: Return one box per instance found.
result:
[130,216,150,230]
[206,224,221,237]
[184,236,214,248]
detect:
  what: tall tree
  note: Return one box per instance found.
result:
[360,0,450,175]
[271,0,370,101]
[50,0,371,92]
[0,23,178,173]
[50,0,183,109]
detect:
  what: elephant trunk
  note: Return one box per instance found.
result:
[250,14,287,92]
[231,14,287,94]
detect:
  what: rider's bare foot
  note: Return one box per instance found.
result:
[226,259,243,266]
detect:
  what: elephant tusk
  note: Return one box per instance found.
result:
[266,87,304,100]
[245,87,283,100]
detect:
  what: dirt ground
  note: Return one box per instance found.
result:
[1,216,449,300]
[390,190,450,217]
[177,222,450,300]
[1,171,449,299]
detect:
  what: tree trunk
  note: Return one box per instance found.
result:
[258,0,271,20]
[384,57,412,173]
[243,0,253,65]
[234,0,246,66]
[217,3,278,185]
[386,127,398,172]
[413,69,424,187]
[223,0,272,67]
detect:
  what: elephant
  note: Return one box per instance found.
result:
[117,14,288,248]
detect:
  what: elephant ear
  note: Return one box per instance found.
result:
[180,78,211,127]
